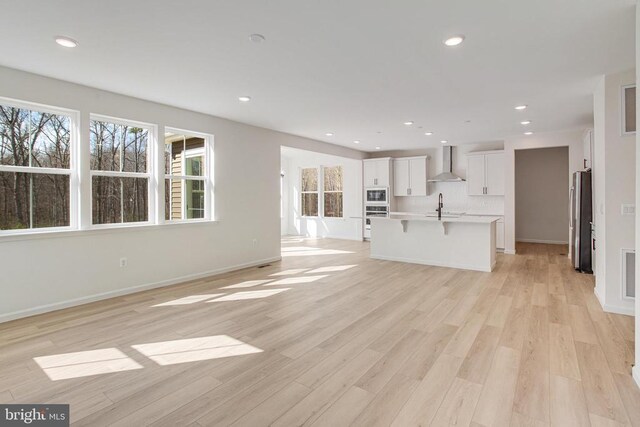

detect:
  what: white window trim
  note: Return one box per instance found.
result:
[621,84,636,136]
[0,96,80,235]
[89,114,157,228]
[0,98,217,238]
[163,127,214,223]
[300,167,320,218]
[321,165,344,219]
[621,248,635,301]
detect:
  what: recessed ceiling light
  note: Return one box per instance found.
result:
[515,105,527,110]
[375,146,381,150]
[353,140,360,144]
[404,121,414,126]
[520,120,531,125]
[440,140,448,144]
[249,34,265,43]
[444,35,465,46]
[54,36,78,48]
[238,96,251,102]
[524,131,533,135]
[325,132,334,137]
[425,132,433,136]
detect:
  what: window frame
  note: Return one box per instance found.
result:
[300,167,319,218]
[163,127,214,224]
[89,114,157,229]
[321,165,344,219]
[0,96,80,236]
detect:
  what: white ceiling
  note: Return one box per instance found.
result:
[0,1,635,151]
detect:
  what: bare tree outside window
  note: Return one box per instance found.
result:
[301,168,318,217]
[0,104,71,230]
[90,119,149,225]
[323,166,343,218]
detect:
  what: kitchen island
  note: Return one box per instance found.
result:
[369,214,500,272]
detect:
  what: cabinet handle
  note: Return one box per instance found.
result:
[374,178,378,185]
[407,188,411,195]
[584,159,587,169]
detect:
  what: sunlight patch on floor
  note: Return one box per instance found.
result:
[221,279,274,289]
[306,265,357,274]
[281,246,320,252]
[267,275,329,286]
[207,288,290,302]
[269,269,309,277]
[34,348,143,381]
[281,249,354,257]
[132,335,263,366]
[152,294,224,307]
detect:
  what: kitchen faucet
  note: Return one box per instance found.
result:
[437,193,443,220]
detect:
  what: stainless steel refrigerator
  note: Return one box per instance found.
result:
[570,170,593,273]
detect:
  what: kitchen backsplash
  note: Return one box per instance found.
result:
[394,181,504,215]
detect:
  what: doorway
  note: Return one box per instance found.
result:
[515,146,570,246]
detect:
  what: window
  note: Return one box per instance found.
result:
[323,166,343,218]
[90,117,151,225]
[0,101,75,231]
[164,130,209,221]
[301,168,318,217]
[0,97,215,236]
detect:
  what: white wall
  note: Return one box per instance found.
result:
[370,143,505,215]
[282,147,363,240]
[515,147,570,244]
[593,68,636,316]
[635,1,640,388]
[0,66,364,322]
[504,129,584,255]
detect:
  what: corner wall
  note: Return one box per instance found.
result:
[0,66,364,322]
[593,68,636,316]
[634,0,640,388]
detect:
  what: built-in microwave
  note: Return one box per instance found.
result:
[365,187,389,204]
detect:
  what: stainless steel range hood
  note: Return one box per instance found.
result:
[428,146,465,182]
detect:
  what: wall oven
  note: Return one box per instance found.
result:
[364,205,389,239]
[365,187,389,204]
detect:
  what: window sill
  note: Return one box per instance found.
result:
[0,220,219,243]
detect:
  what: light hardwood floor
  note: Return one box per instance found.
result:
[0,237,638,426]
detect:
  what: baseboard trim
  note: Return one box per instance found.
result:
[633,366,640,389]
[504,249,516,255]
[370,254,493,272]
[0,256,282,324]
[601,303,635,316]
[516,238,569,245]
[593,285,635,316]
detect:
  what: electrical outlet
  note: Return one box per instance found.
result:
[252,239,258,245]
[119,257,128,268]
[621,204,635,216]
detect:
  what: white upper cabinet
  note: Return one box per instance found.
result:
[466,151,505,196]
[466,155,486,196]
[485,152,505,195]
[394,159,410,196]
[393,156,428,196]
[363,158,392,188]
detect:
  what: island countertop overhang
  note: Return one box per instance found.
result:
[371,213,500,224]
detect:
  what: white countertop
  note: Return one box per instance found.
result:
[374,213,500,224]
[391,210,504,217]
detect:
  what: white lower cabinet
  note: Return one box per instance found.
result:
[496,218,505,250]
